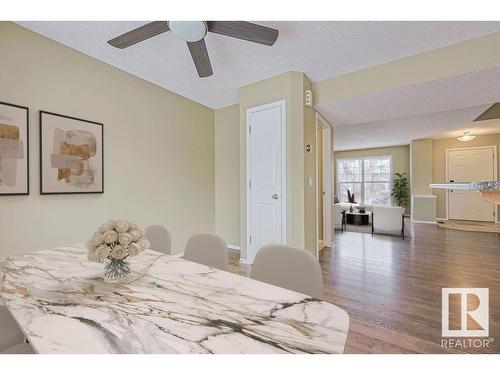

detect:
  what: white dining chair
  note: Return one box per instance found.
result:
[0,306,34,354]
[250,245,324,299]
[145,225,172,255]
[183,233,228,271]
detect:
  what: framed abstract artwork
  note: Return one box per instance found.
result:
[40,111,103,194]
[0,101,29,196]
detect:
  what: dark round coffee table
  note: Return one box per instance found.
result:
[345,211,371,226]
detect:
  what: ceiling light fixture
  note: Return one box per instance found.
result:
[457,131,476,142]
[168,21,207,42]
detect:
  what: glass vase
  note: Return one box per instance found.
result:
[104,258,131,283]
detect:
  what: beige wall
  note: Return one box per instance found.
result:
[303,75,318,254]
[217,73,320,256]
[411,139,434,196]
[410,139,435,221]
[432,133,500,219]
[239,72,319,259]
[334,145,411,213]
[214,104,240,245]
[0,22,215,256]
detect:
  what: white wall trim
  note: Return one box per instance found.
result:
[315,112,334,258]
[245,100,287,264]
[436,217,500,224]
[239,258,253,265]
[409,141,414,220]
[411,219,437,224]
[228,244,240,251]
[315,111,332,128]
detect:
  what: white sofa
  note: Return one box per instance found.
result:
[334,203,405,239]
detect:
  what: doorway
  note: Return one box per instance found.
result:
[316,114,333,254]
[246,100,286,263]
[446,146,497,222]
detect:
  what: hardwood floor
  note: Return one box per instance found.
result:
[228,221,500,353]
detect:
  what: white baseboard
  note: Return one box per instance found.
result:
[411,219,437,224]
[435,217,500,224]
[226,244,249,264]
[239,258,252,265]
[175,244,240,257]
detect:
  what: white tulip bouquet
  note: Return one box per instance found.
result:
[86,220,150,281]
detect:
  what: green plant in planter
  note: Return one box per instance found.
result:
[391,172,409,207]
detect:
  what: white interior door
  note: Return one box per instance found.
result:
[448,147,495,221]
[247,102,284,263]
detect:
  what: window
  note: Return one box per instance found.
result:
[337,156,392,205]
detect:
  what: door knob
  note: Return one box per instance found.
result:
[272,193,279,200]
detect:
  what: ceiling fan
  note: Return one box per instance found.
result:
[107,21,279,78]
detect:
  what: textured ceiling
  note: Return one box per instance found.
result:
[17,21,500,151]
[333,105,495,151]
[317,66,500,127]
[321,66,500,150]
[17,21,500,109]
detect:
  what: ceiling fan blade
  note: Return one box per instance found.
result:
[187,39,213,78]
[108,21,170,49]
[207,21,278,46]
[474,102,500,122]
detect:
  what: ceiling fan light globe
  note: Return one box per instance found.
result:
[457,131,476,142]
[168,21,207,42]
[458,135,476,142]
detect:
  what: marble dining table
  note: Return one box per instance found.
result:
[0,245,349,354]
